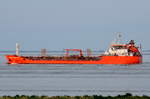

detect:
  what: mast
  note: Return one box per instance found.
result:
[87,49,92,56]
[139,44,143,56]
[16,43,20,56]
[41,48,47,56]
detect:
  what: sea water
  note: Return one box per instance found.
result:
[0,52,150,96]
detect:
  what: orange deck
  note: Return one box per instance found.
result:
[5,55,142,65]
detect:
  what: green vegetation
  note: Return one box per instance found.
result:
[0,93,150,99]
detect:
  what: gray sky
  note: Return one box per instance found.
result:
[0,0,150,50]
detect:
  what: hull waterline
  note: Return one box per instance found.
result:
[5,55,142,65]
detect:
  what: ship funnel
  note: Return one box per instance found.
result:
[16,43,20,56]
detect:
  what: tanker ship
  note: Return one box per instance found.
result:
[5,35,142,65]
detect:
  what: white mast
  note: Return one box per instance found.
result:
[16,43,20,56]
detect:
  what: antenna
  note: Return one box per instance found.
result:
[115,32,122,44]
[16,43,20,56]
[139,44,142,56]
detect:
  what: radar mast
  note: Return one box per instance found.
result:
[115,32,122,44]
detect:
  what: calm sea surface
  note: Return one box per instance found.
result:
[0,52,150,96]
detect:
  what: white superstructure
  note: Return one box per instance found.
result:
[104,44,129,56]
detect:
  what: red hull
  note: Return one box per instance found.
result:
[5,55,142,65]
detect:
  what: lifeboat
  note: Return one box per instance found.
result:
[5,36,142,65]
